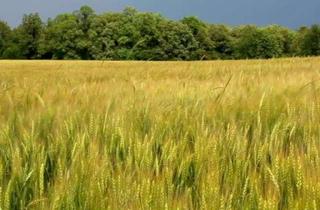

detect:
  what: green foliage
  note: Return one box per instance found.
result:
[40,14,84,59]
[40,6,96,60]
[264,25,297,56]
[158,20,197,60]
[208,24,233,59]
[0,21,11,57]
[233,25,284,59]
[181,16,214,60]
[14,13,43,59]
[0,6,319,60]
[299,24,320,56]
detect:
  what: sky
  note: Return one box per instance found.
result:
[0,0,319,29]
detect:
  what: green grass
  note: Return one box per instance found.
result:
[0,58,320,209]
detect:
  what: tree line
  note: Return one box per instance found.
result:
[0,6,320,60]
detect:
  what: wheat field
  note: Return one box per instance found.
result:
[0,58,320,209]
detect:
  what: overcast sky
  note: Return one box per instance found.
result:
[0,0,319,28]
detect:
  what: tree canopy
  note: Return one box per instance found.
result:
[0,6,319,60]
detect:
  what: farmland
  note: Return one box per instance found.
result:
[0,57,320,209]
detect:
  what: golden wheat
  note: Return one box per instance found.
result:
[0,58,319,209]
